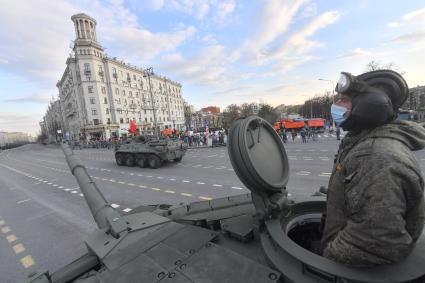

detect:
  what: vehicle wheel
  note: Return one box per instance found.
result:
[137,156,148,168]
[125,154,135,167]
[115,153,125,166]
[174,157,182,162]
[148,155,161,169]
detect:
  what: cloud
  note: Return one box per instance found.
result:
[387,22,400,28]
[0,112,43,136]
[160,45,240,85]
[242,0,308,60]
[389,31,425,43]
[402,7,425,23]
[264,11,340,72]
[3,93,52,104]
[102,25,196,62]
[0,0,197,86]
[301,3,318,18]
[337,48,372,58]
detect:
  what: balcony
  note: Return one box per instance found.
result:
[84,70,91,76]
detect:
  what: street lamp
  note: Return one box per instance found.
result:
[143,67,159,139]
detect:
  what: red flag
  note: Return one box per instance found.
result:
[130,119,137,134]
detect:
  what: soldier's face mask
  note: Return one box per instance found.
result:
[331,104,349,125]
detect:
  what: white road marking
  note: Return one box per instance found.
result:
[213,184,223,187]
[231,186,243,190]
[128,183,136,186]
[165,190,175,194]
[203,166,213,168]
[157,177,164,179]
[52,184,58,187]
[118,181,125,184]
[110,179,116,182]
[123,208,132,213]
[111,203,120,208]
[79,194,84,197]
[182,180,190,183]
[207,155,217,157]
[181,193,192,197]
[197,182,205,185]
[137,174,143,176]
[71,191,78,194]
[139,185,147,188]
[169,178,176,181]
[151,188,161,191]
[17,199,31,204]
[199,196,212,200]
[58,186,63,189]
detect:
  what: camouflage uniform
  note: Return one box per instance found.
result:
[321,120,425,267]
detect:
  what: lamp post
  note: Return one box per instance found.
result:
[143,67,159,139]
[318,78,335,128]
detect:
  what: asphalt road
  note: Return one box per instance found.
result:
[1,134,425,282]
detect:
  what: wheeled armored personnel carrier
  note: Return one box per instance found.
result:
[24,116,425,283]
[115,138,187,169]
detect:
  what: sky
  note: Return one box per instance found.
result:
[0,0,424,136]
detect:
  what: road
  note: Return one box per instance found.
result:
[1,135,425,282]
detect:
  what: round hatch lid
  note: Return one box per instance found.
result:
[228,116,289,194]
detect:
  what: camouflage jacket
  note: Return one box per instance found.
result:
[321,120,425,267]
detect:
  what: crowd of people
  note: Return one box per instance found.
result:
[68,129,228,150]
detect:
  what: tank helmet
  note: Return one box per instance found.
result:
[336,70,408,130]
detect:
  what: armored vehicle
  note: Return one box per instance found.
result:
[115,138,187,169]
[25,116,425,283]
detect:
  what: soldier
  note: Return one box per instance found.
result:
[321,70,425,267]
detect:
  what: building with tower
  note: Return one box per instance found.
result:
[56,13,185,140]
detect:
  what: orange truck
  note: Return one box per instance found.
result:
[274,118,325,131]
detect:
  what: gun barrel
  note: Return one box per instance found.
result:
[61,143,112,229]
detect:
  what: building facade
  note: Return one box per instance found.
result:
[41,99,64,143]
[56,13,185,140]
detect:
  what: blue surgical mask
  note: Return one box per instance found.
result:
[331,104,348,125]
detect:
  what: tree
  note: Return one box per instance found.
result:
[258,103,278,124]
[365,60,404,75]
[222,104,241,129]
[240,103,255,117]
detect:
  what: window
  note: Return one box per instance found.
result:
[126,118,129,123]
[145,117,148,122]
[139,118,142,122]
[92,109,97,115]
[115,88,119,95]
[112,67,116,74]
[133,74,136,80]
[84,63,90,72]
[104,97,108,104]
[116,98,121,104]
[136,92,139,97]
[120,118,124,124]
[122,90,125,96]
[101,86,106,94]
[88,86,93,93]
[98,65,103,73]
[90,97,95,104]
[129,91,132,97]
[93,119,99,125]
[107,118,111,124]
[106,108,109,114]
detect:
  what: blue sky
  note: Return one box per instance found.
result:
[0,0,424,136]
